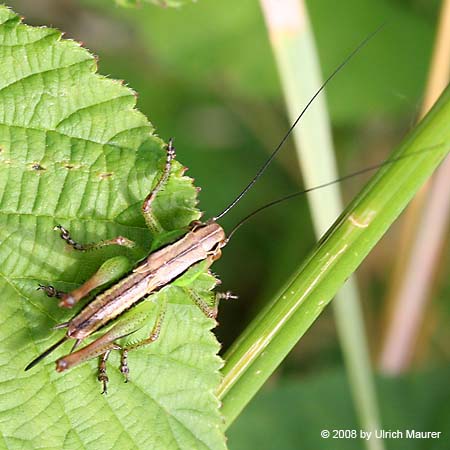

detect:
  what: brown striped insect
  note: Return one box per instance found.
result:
[26,30,387,393]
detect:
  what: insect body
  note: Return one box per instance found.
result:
[25,140,234,392]
[61,219,225,342]
[25,30,383,393]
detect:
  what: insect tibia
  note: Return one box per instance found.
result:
[24,336,69,371]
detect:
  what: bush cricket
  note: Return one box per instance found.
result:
[25,27,409,394]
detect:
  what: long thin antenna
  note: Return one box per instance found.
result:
[225,145,444,242]
[213,25,384,221]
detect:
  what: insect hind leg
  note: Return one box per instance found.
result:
[38,256,131,309]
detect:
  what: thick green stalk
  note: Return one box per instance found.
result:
[219,84,450,427]
[258,2,383,449]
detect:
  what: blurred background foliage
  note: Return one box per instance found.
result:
[6,0,449,448]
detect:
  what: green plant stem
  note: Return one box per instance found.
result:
[257,3,383,449]
[218,82,450,427]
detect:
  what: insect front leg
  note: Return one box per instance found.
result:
[141,138,176,234]
[54,225,135,251]
[39,256,131,308]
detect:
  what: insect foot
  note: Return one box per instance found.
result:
[98,350,111,395]
[54,225,84,250]
[37,284,81,309]
[120,349,130,383]
[217,291,238,301]
[37,284,64,299]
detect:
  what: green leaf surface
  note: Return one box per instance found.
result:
[0,6,226,450]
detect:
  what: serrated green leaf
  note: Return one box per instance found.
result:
[0,6,226,450]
